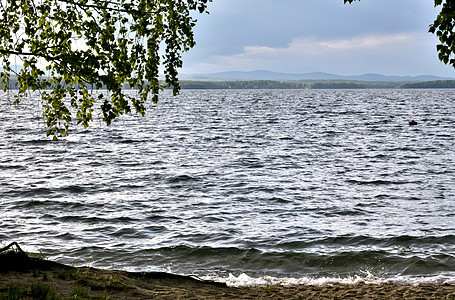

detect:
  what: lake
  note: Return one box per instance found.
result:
[1,89,454,286]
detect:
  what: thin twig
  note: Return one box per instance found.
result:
[0,242,26,254]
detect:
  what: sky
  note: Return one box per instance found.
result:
[180,0,455,77]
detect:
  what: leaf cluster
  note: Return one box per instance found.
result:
[0,0,211,139]
[429,0,455,68]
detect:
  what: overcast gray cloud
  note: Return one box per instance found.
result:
[181,0,455,77]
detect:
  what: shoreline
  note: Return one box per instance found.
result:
[2,252,455,299]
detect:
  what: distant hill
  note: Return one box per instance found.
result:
[3,66,453,82]
[181,70,455,82]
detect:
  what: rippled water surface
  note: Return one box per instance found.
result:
[1,89,455,285]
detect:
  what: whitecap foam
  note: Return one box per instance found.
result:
[199,272,455,287]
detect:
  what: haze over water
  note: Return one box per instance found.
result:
[1,89,455,286]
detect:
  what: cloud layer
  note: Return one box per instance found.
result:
[181,0,455,76]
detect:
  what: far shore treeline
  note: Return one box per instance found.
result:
[3,76,455,90]
[178,79,455,89]
[179,80,372,89]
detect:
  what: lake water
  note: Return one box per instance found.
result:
[1,89,455,286]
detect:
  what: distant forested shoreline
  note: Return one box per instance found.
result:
[3,77,455,90]
[178,80,455,89]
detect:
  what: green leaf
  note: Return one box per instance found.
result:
[0,0,213,138]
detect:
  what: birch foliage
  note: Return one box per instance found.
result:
[0,0,210,138]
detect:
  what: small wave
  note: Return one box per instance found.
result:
[387,235,455,246]
[126,244,455,281]
[346,179,414,185]
[16,139,52,145]
[118,138,141,144]
[0,164,27,171]
[52,232,79,240]
[61,185,89,194]
[56,215,109,224]
[268,197,293,204]
[167,174,201,183]
[276,234,455,249]
[5,187,56,199]
[11,199,59,208]
[145,214,175,222]
[111,227,141,238]
[320,208,368,217]
[200,272,455,287]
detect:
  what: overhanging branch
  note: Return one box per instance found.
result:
[0,49,62,61]
[55,0,161,15]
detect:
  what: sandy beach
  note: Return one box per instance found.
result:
[1,250,455,299]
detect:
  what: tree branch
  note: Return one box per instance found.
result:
[0,242,26,254]
[56,0,148,14]
[0,49,62,61]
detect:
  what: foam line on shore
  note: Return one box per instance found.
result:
[200,273,455,287]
